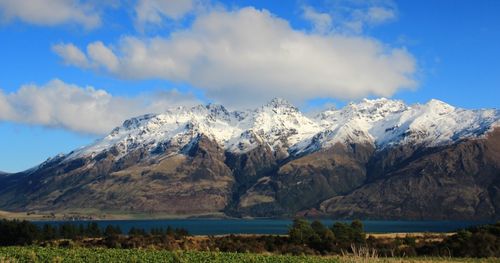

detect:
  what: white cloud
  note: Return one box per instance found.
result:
[135,0,194,28]
[366,6,396,24]
[52,43,89,68]
[87,41,120,71]
[53,41,120,71]
[319,0,398,34]
[0,0,101,29]
[0,79,200,135]
[301,5,332,34]
[54,7,416,108]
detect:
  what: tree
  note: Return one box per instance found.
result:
[41,224,57,240]
[104,225,122,237]
[86,222,101,237]
[350,220,366,244]
[288,218,317,245]
[129,227,146,236]
[104,225,122,249]
[59,223,78,239]
[330,220,366,249]
[310,220,335,252]
[311,220,328,237]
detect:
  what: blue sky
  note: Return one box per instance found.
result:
[0,0,499,172]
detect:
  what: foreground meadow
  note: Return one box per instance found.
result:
[0,247,498,263]
[2,246,331,263]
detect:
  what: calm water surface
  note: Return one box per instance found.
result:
[33,219,492,235]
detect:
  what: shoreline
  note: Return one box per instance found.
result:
[1,209,494,222]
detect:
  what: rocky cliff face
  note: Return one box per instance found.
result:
[0,98,499,220]
[320,128,500,220]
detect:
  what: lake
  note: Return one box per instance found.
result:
[32,219,493,235]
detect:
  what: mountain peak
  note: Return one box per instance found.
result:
[121,113,157,130]
[342,98,407,120]
[426,98,454,108]
[263,97,298,111]
[424,99,455,114]
[266,97,293,106]
[206,103,229,114]
[358,97,405,107]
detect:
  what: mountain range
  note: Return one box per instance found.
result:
[1,98,499,220]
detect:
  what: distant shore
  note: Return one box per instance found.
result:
[1,209,494,222]
[0,209,232,221]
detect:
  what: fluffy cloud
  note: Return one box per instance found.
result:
[135,0,194,28]
[366,6,397,24]
[340,6,396,33]
[301,5,332,34]
[0,79,200,134]
[52,43,89,68]
[54,7,416,108]
[0,0,101,29]
[317,0,398,34]
[87,41,120,71]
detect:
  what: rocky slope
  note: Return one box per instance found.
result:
[0,98,499,220]
[320,128,500,220]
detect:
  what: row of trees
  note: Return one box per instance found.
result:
[205,219,368,255]
[288,219,365,253]
[286,219,500,257]
[1,218,498,257]
[0,219,189,246]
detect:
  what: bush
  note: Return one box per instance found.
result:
[441,222,500,258]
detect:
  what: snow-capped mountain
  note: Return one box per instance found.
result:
[68,98,500,161]
[2,97,499,220]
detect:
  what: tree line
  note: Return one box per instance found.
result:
[283,219,500,257]
[0,218,498,258]
[0,219,189,246]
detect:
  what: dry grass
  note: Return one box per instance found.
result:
[339,244,379,263]
[334,258,493,263]
[239,193,276,208]
[334,244,497,263]
[0,210,56,220]
[368,233,454,243]
[361,258,494,263]
[0,257,18,263]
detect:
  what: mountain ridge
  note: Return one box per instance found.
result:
[1,98,499,220]
[63,97,499,165]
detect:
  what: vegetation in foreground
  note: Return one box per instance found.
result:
[0,247,335,263]
[0,219,499,260]
[0,246,498,263]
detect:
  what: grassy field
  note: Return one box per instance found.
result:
[0,247,497,263]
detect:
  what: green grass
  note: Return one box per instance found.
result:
[0,246,337,263]
[0,247,497,263]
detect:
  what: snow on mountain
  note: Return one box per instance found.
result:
[369,99,500,147]
[296,98,409,152]
[67,98,500,160]
[226,98,321,154]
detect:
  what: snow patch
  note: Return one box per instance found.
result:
[65,98,500,161]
